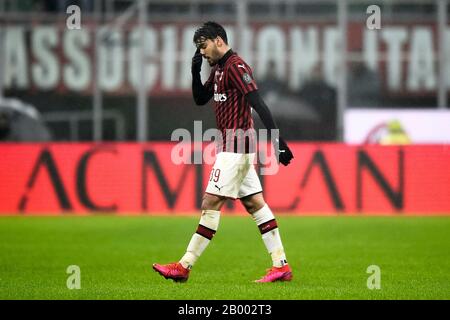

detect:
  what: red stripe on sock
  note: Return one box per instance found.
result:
[258,219,278,234]
[196,224,216,240]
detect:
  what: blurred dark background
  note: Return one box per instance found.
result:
[0,0,448,142]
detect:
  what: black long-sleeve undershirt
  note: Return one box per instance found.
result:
[245,90,279,132]
[192,72,213,105]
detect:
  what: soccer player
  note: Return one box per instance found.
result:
[153,21,294,283]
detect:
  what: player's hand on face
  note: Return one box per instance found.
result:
[192,48,203,74]
[276,137,294,166]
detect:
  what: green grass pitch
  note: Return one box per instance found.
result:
[0,215,449,300]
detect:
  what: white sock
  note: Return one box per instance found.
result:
[179,210,220,269]
[252,204,287,267]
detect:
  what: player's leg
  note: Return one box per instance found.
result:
[152,193,226,282]
[240,193,290,268]
[177,151,247,271]
[178,193,226,270]
[238,169,292,282]
[153,152,241,282]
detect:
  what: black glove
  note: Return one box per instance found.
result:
[275,137,294,166]
[191,48,203,74]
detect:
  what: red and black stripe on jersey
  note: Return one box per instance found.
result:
[204,51,258,153]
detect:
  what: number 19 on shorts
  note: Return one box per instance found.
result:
[209,168,221,182]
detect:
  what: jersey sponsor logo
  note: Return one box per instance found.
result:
[214,83,227,102]
[242,72,252,84]
[214,93,227,102]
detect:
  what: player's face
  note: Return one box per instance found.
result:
[197,39,221,66]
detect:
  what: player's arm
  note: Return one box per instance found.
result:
[245,90,278,132]
[228,62,293,165]
[245,90,294,166]
[191,49,213,105]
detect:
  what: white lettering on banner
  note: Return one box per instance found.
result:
[4,27,28,88]
[364,29,378,71]
[238,28,253,66]
[290,27,319,89]
[446,30,450,86]
[224,25,234,49]
[32,27,59,90]
[323,27,339,86]
[63,29,90,91]
[180,25,198,90]
[98,28,124,91]
[128,27,158,91]
[381,27,408,90]
[2,24,450,93]
[161,26,176,90]
[256,26,286,79]
[407,27,436,91]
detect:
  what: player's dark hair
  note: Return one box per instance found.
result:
[193,21,228,45]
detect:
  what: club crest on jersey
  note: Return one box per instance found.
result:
[242,72,252,84]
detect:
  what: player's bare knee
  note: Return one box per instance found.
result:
[247,203,266,214]
[201,193,226,211]
[241,194,266,214]
[241,198,254,213]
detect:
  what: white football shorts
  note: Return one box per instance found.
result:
[205,152,263,199]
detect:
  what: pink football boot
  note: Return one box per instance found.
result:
[153,262,190,283]
[255,264,293,283]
